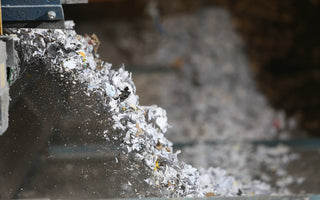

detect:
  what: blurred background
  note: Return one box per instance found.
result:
[1,0,320,199]
[65,0,320,136]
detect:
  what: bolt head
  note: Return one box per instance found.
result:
[47,11,57,20]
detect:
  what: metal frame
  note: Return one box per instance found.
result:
[0,40,8,135]
[1,0,64,21]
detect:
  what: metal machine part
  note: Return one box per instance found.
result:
[0,40,9,135]
[1,0,87,29]
[1,0,64,21]
[0,0,87,135]
[61,0,88,3]
[0,36,19,85]
[1,0,65,29]
[0,35,21,135]
[0,0,86,195]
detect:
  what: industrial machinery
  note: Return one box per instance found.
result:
[0,40,9,135]
[0,1,87,198]
[0,0,87,135]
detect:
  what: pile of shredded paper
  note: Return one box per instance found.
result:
[6,20,300,198]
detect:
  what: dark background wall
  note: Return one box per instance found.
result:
[219,0,320,136]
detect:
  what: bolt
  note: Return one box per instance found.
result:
[47,11,56,20]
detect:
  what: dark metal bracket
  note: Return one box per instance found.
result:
[1,0,65,29]
[1,0,64,21]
